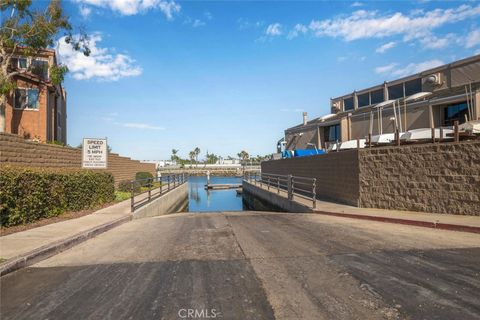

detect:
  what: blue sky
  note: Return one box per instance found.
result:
[58,0,480,160]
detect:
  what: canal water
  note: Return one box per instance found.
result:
[187,176,246,212]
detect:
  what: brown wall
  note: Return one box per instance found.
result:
[359,141,480,215]
[262,150,360,206]
[0,133,156,184]
[262,141,480,215]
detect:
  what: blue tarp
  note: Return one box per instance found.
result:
[293,149,325,157]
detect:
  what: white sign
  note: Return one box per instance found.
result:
[82,138,108,169]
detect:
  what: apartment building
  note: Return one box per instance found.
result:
[4,49,67,144]
[285,54,480,150]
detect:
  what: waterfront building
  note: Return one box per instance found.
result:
[284,54,480,150]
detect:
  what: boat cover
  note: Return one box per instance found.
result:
[293,149,326,157]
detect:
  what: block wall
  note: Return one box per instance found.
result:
[0,133,156,184]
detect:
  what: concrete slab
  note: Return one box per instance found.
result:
[244,180,480,233]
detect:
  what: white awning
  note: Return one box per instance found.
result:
[319,113,337,121]
[374,99,395,108]
[404,92,432,102]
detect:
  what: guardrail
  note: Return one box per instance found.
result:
[130,173,187,212]
[244,172,316,209]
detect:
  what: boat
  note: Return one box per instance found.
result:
[459,120,480,134]
[327,139,366,151]
[370,133,396,144]
[401,128,453,141]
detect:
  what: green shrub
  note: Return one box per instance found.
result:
[0,167,115,227]
[117,180,135,193]
[135,172,154,186]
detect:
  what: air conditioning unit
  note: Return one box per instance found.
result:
[331,100,341,113]
[423,73,443,87]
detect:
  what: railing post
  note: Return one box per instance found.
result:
[130,181,135,212]
[312,178,316,209]
[148,178,152,201]
[267,177,270,190]
[277,177,280,194]
[160,176,163,194]
[287,175,293,200]
[168,175,171,190]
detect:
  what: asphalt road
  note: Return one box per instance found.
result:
[1,211,480,320]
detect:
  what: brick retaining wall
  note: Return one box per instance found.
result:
[0,133,156,184]
[261,141,480,215]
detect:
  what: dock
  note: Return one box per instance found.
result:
[205,184,242,190]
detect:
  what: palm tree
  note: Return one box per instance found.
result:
[189,151,196,164]
[171,149,179,162]
[237,150,249,162]
[194,147,201,163]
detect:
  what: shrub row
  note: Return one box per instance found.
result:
[0,166,115,227]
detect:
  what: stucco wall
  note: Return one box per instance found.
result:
[261,141,480,215]
[0,133,156,184]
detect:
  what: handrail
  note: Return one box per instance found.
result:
[130,173,187,212]
[244,172,316,209]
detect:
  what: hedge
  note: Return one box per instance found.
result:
[0,167,115,227]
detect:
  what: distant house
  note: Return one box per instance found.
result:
[4,49,67,144]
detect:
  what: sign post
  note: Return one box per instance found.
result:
[82,138,108,169]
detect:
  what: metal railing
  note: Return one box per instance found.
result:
[130,173,187,212]
[244,172,316,209]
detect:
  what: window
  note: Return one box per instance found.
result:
[14,88,39,109]
[344,97,354,111]
[11,57,28,69]
[324,124,340,142]
[404,78,422,96]
[388,83,404,100]
[357,93,370,108]
[32,59,48,80]
[370,89,384,104]
[444,102,468,126]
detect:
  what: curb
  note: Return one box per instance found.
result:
[0,215,132,277]
[314,210,480,234]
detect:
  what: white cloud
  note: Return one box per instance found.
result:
[57,34,142,81]
[419,33,456,49]
[204,11,213,20]
[376,41,396,53]
[307,4,480,42]
[287,24,308,40]
[265,23,282,36]
[351,2,364,7]
[192,19,206,28]
[76,0,180,19]
[465,29,480,48]
[79,5,91,18]
[375,59,444,78]
[237,18,264,30]
[375,63,398,74]
[391,59,444,77]
[121,123,165,130]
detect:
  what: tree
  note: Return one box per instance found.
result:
[206,152,219,164]
[193,147,200,163]
[0,0,90,132]
[188,150,196,164]
[171,149,179,162]
[237,150,249,162]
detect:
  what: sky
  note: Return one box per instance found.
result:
[53,0,480,160]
